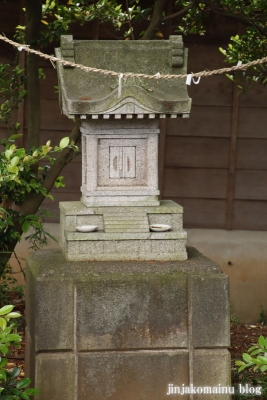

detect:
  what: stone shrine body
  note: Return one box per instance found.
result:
[56,35,192,261]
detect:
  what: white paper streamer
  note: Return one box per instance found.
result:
[186,74,201,85]
[50,59,56,69]
[118,73,123,98]
[155,72,161,78]
[186,74,192,85]
[17,45,30,52]
[192,76,201,84]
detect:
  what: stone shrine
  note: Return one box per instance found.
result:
[25,36,230,400]
[56,35,191,261]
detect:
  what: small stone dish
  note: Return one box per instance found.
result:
[76,225,98,232]
[149,224,171,232]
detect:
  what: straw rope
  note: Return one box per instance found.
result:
[1,33,267,81]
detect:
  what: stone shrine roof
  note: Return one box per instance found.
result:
[55,35,192,119]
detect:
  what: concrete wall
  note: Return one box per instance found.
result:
[187,229,267,324]
[12,223,267,323]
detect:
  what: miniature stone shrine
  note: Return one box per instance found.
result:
[56,35,191,261]
[25,36,231,400]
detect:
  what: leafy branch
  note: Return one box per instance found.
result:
[236,335,267,373]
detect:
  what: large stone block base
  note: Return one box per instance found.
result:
[25,247,230,400]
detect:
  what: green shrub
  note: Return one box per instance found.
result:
[234,335,267,398]
[0,304,38,399]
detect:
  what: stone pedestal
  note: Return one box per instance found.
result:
[60,200,187,261]
[25,247,230,400]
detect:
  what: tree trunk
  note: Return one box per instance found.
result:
[21,121,81,216]
[25,0,42,149]
[141,0,167,40]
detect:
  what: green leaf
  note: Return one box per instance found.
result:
[259,335,266,348]
[225,74,234,81]
[252,358,262,365]
[238,365,248,373]
[248,344,259,352]
[235,360,245,366]
[25,214,38,221]
[10,367,20,378]
[0,318,7,330]
[0,346,8,355]
[5,334,20,341]
[250,349,262,356]
[14,148,25,158]
[10,388,20,396]
[19,393,30,400]
[16,378,31,389]
[9,133,23,141]
[0,305,13,316]
[242,353,252,362]
[0,369,6,380]
[22,221,30,233]
[0,358,7,368]
[43,231,57,242]
[5,150,12,159]
[5,312,21,319]
[10,156,19,167]
[59,137,69,149]
[24,388,39,395]
[7,165,19,174]
[257,355,267,363]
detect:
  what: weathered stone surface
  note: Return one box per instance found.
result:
[193,349,231,400]
[35,278,74,351]
[191,274,230,347]
[35,354,75,400]
[78,351,189,400]
[24,328,35,387]
[26,256,75,351]
[60,200,187,261]
[65,238,187,261]
[64,230,186,241]
[27,246,223,276]
[25,260,36,347]
[60,199,184,216]
[76,273,188,350]
[55,36,191,118]
[57,34,189,264]
[80,119,160,207]
[76,214,104,230]
[26,247,230,400]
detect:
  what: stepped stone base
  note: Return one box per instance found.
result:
[60,200,187,261]
[25,247,230,400]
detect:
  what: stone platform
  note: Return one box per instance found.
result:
[25,247,230,400]
[60,200,188,261]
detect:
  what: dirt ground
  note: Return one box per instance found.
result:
[230,323,267,368]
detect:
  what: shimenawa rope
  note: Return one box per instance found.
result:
[1,33,266,81]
